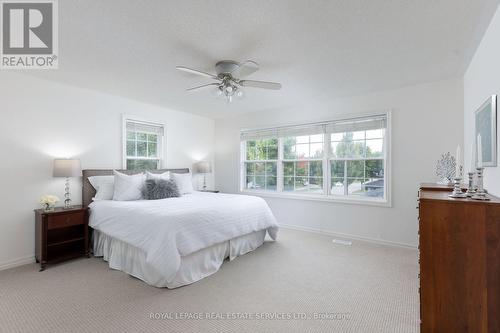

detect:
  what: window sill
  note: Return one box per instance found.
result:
[239,190,392,207]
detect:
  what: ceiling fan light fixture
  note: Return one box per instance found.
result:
[176,60,281,103]
[210,86,223,97]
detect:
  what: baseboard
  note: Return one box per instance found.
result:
[279,223,417,249]
[0,255,35,271]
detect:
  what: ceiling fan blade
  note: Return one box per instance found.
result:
[239,79,282,90]
[186,83,219,91]
[176,66,219,80]
[233,60,259,78]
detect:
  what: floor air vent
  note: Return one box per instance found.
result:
[332,239,352,246]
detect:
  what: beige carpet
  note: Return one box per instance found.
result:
[0,229,418,333]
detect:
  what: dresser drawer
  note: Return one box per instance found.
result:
[47,212,85,229]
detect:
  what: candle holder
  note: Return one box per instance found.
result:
[465,172,476,197]
[471,167,490,201]
[449,177,467,198]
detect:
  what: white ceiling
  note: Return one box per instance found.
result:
[25,0,500,118]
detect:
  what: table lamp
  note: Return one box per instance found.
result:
[194,161,211,191]
[53,159,82,209]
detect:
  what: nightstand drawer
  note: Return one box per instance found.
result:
[47,212,85,229]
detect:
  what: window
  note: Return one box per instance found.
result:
[330,129,385,198]
[240,113,389,204]
[243,138,278,191]
[283,134,324,194]
[123,118,165,170]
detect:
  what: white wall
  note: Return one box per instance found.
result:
[0,72,215,269]
[215,78,463,247]
[464,4,500,196]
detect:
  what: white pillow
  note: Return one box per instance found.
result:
[146,171,170,181]
[88,175,114,201]
[94,183,115,201]
[113,170,145,201]
[171,172,194,194]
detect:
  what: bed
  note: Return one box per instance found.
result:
[83,169,278,288]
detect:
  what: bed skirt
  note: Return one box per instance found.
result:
[93,229,267,288]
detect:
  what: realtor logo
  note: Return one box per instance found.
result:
[1,0,58,69]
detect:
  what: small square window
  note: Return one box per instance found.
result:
[124,119,164,170]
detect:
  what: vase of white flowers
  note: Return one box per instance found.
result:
[39,195,60,212]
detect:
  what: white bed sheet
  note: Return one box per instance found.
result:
[89,192,278,286]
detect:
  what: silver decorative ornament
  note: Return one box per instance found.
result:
[435,152,456,184]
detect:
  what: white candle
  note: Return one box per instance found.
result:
[455,145,461,177]
[471,141,476,170]
[477,134,483,168]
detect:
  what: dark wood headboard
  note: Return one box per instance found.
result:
[82,168,190,207]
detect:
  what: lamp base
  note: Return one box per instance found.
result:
[63,199,72,209]
[63,177,72,209]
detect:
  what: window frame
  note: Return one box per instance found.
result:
[281,134,326,195]
[241,139,279,192]
[239,111,392,207]
[328,128,386,199]
[122,115,166,170]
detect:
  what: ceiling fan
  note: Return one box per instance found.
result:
[176,60,282,103]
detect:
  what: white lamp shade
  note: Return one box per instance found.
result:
[194,161,211,174]
[53,159,82,177]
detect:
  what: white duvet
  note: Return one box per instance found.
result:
[89,192,278,283]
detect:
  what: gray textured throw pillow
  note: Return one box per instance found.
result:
[143,179,181,200]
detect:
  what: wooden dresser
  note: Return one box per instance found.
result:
[418,184,500,333]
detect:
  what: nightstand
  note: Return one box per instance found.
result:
[35,206,89,271]
[199,190,220,193]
